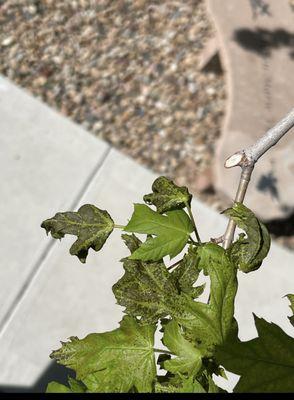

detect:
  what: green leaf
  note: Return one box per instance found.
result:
[143,176,192,213]
[171,245,205,298]
[216,316,294,392]
[41,204,114,263]
[155,375,206,393]
[223,203,270,273]
[286,294,294,327]
[124,204,193,261]
[162,320,203,375]
[50,316,156,393]
[46,381,72,393]
[176,243,237,352]
[113,234,186,323]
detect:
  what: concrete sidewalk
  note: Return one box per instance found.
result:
[0,76,293,392]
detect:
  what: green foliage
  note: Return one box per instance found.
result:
[223,202,270,273]
[41,204,114,263]
[162,320,203,375]
[124,203,193,261]
[143,176,192,213]
[216,316,294,392]
[41,175,292,393]
[50,316,156,393]
[46,378,86,393]
[176,243,238,353]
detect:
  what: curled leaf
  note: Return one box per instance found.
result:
[171,245,205,299]
[223,203,270,273]
[143,176,192,213]
[41,204,114,263]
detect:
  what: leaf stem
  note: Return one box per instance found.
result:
[114,224,125,229]
[153,348,174,355]
[185,202,201,243]
[167,258,182,271]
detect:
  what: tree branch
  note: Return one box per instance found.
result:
[222,108,294,250]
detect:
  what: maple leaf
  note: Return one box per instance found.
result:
[223,203,270,273]
[124,204,193,261]
[143,176,192,213]
[50,316,156,393]
[216,316,294,392]
[41,204,114,262]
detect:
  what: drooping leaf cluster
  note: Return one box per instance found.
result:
[41,176,293,393]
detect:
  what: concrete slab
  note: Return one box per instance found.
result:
[207,0,294,221]
[0,76,109,326]
[0,148,293,392]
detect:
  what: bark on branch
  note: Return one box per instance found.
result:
[222,108,294,249]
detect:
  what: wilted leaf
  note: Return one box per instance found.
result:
[216,316,294,392]
[143,176,192,213]
[124,204,193,261]
[162,320,203,375]
[50,316,156,393]
[223,203,270,273]
[41,204,114,263]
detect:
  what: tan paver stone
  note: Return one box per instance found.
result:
[207,0,294,220]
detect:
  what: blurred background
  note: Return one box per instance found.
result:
[0,0,293,393]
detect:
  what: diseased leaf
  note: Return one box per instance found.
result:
[223,203,270,273]
[176,243,238,353]
[162,320,203,375]
[124,204,193,261]
[113,234,187,323]
[41,204,114,263]
[216,316,294,393]
[50,316,156,393]
[171,245,205,299]
[143,176,192,213]
[286,294,294,327]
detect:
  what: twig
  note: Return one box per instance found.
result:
[222,108,294,250]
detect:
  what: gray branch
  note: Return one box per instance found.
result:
[222,108,294,249]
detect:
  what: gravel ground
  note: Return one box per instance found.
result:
[0,0,292,249]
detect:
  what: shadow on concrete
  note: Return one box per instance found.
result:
[265,212,294,239]
[0,361,74,393]
[233,28,294,58]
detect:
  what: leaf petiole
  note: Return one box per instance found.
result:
[114,224,125,229]
[185,202,201,243]
[153,348,174,355]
